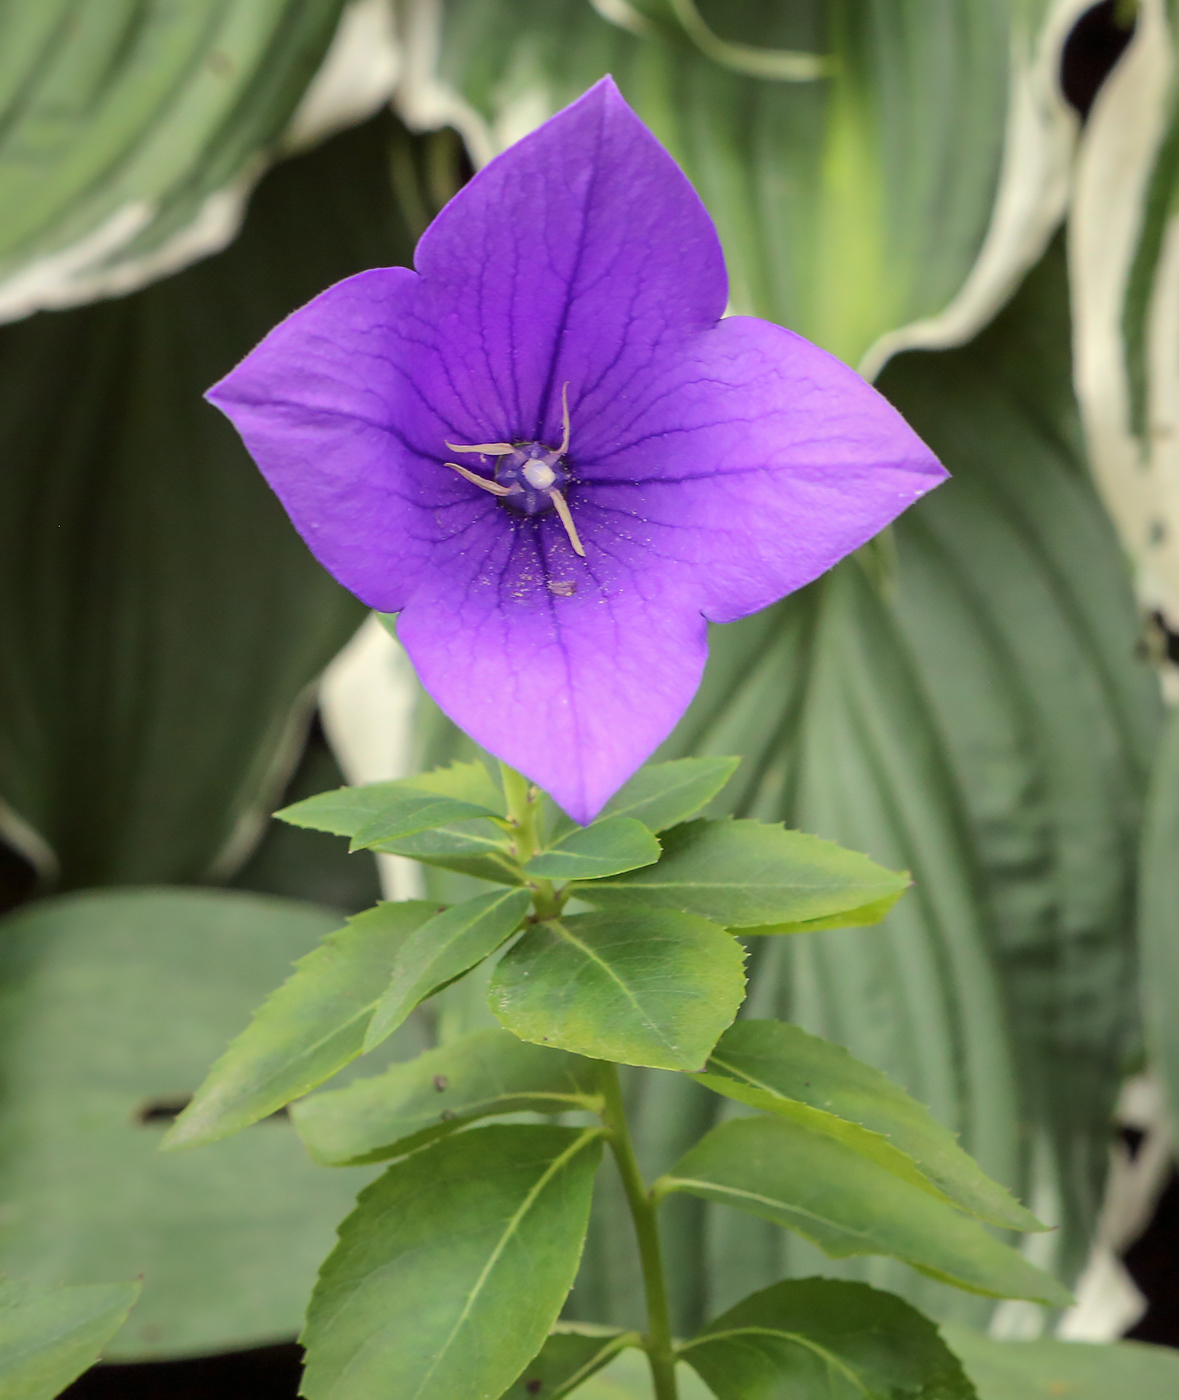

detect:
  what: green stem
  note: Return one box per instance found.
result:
[596,1062,678,1400]
[500,763,561,919]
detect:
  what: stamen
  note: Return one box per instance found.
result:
[445,440,515,455]
[557,382,571,456]
[550,488,586,557]
[445,461,513,496]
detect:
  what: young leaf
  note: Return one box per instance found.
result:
[293,1027,601,1165]
[680,1278,975,1400]
[300,1124,604,1400]
[941,1323,1179,1400]
[488,911,746,1072]
[501,1325,640,1400]
[372,820,524,885]
[0,1278,140,1400]
[164,901,438,1148]
[350,793,502,851]
[696,1020,1042,1232]
[577,819,908,931]
[527,817,661,881]
[363,888,532,1051]
[654,1116,1070,1305]
[600,757,741,832]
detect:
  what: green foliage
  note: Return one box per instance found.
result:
[0,112,419,887]
[300,1125,604,1400]
[488,910,747,1071]
[500,1326,640,1400]
[680,1279,975,1400]
[0,888,384,1359]
[0,0,347,291]
[942,1325,1179,1400]
[1138,708,1179,1128]
[166,899,438,1148]
[0,1278,139,1400]
[578,818,908,932]
[655,1116,1069,1305]
[527,818,662,881]
[292,1028,601,1165]
[696,1021,1041,1232]
[361,888,533,1050]
[283,787,500,850]
[595,757,741,833]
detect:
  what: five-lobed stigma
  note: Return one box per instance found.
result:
[444,384,585,556]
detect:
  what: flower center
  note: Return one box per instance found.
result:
[494,443,570,516]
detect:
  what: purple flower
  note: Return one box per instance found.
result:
[208,78,945,824]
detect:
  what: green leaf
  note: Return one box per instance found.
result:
[488,910,746,1072]
[695,1020,1041,1233]
[578,819,908,932]
[0,888,389,1359]
[0,113,420,886]
[372,820,525,885]
[680,1278,975,1400]
[351,794,502,851]
[1138,709,1179,1129]
[655,1116,1070,1306]
[165,899,438,1149]
[293,1027,601,1165]
[527,818,661,881]
[0,0,348,303]
[363,888,532,1051]
[600,757,741,832]
[501,1325,640,1400]
[0,1278,140,1400]
[941,1324,1179,1400]
[300,1125,604,1400]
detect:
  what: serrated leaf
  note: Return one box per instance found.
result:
[300,1125,604,1400]
[165,900,438,1148]
[0,1278,140,1400]
[363,888,532,1051]
[680,1278,975,1400]
[351,793,501,850]
[941,1324,1179,1400]
[655,1116,1070,1306]
[600,757,740,832]
[293,1027,600,1165]
[527,818,661,881]
[695,1020,1042,1233]
[372,819,524,885]
[578,819,908,932]
[501,1325,640,1400]
[488,911,746,1072]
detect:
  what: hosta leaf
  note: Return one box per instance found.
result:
[300,1125,604,1400]
[941,1324,1179,1400]
[406,0,1072,369]
[695,1020,1041,1232]
[578,819,907,932]
[363,888,532,1050]
[501,1326,640,1400]
[527,818,661,881]
[0,889,386,1359]
[488,911,746,1072]
[681,1278,975,1400]
[655,1116,1069,1305]
[0,1278,139,1400]
[0,113,419,886]
[165,899,437,1149]
[294,1027,599,1165]
[598,757,740,833]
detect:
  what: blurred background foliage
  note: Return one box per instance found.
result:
[3,0,1179,1388]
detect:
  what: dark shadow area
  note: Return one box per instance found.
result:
[61,1341,303,1400]
[1124,1166,1179,1347]
[1060,0,1135,120]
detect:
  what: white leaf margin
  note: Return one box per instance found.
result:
[1070,0,1179,622]
[0,0,402,326]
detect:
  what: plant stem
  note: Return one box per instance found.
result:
[596,1061,678,1400]
[500,763,561,919]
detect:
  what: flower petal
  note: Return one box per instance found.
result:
[397,514,707,826]
[410,76,728,450]
[206,266,494,612]
[569,314,948,621]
